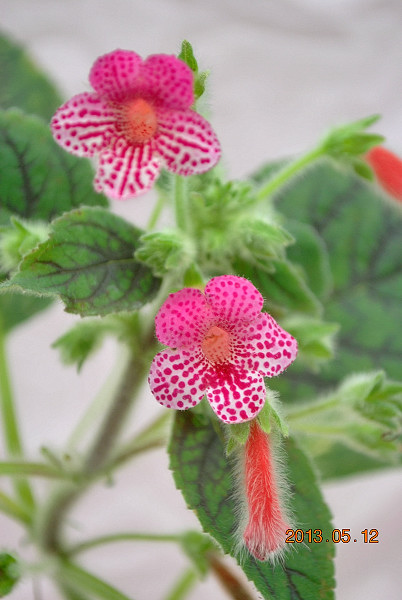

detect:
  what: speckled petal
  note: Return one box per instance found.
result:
[89,50,143,102]
[205,276,263,325]
[149,348,211,410]
[233,313,298,376]
[94,137,160,200]
[155,288,213,348]
[154,108,221,176]
[51,93,117,157]
[140,54,194,110]
[207,368,265,423]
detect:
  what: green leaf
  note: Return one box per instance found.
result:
[321,114,384,159]
[288,371,402,477]
[0,552,20,597]
[0,32,61,120]
[178,40,208,101]
[0,109,108,226]
[251,160,402,478]
[3,207,161,316]
[233,256,322,317]
[169,410,335,600]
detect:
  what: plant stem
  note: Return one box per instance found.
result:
[58,561,134,600]
[0,319,35,511]
[147,191,166,230]
[255,146,324,203]
[164,567,198,600]
[174,175,187,231]
[38,328,157,555]
[0,488,31,524]
[69,532,182,556]
[0,460,66,479]
[208,554,255,600]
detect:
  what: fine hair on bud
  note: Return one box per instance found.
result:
[231,420,294,564]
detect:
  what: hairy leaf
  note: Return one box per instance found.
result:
[3,208,161,316]
[169,410,335,600]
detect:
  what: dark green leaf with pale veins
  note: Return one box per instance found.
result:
[3,208,161,316]
[169,410,335,600]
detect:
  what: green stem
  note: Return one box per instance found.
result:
[164,567,198,600]
[38,328,157,555]
[69,532,182,556]
[174,175,187,231]
[255,146,324,203]
[0,460,66,479]
[147,191,167,230]
[0,320,35,511]
[0,488,31,524]
[58,561,134,600]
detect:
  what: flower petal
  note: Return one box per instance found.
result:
[204,276,263,325]
[51,93,117,157]
[140,54,194,110]
[148,348,211,410]
[94,138,160,200]
[233,313,298,376]
[207,367,265,423]
[89,50,143,102]
[155,287,212,348]
[154,108,221,175]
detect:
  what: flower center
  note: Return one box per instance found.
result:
[201,326,231,364]
[123,98,157,144]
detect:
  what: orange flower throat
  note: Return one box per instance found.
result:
[124,98,157,144]
[201,326,231,364]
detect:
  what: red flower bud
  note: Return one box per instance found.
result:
[365,146,402,202]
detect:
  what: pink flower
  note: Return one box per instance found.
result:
[242,422,291,561]
[148,275,297,424]
[51,50,221,200]
[365,146,402,202]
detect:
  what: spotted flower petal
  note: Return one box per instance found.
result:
[205,275,264,325]
[51,93,117,157]
[149,348,211,410]
[233,313,298,377]
[155,108,222,176]
[89,50,143,102]
[155,287,213,348]
[94,138,160,200]
[207,368,265,423]
[140,54,194,110]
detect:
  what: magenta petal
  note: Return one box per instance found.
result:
[207,368,265,424]
[234,314,298,377]
[51,93,117,157]
[155,287,212,348]
[204,276,263,325]
[94,138,160,200]
[89,50,143,102]
[140,54,194,110]
[154,108,221,176]
[148,348,210,410]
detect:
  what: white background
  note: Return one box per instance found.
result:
[1,1,401,599]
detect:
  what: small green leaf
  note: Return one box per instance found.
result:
[135,230,194,277]
[3,207,161,316]
[169,411,335,600]
[0,32,61,120]
[0,217,49,272]
[0,552,20,597]
[178,40,199,73]
[178,40,208,101]
[321,114,384,159]
[288,371,402,477]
